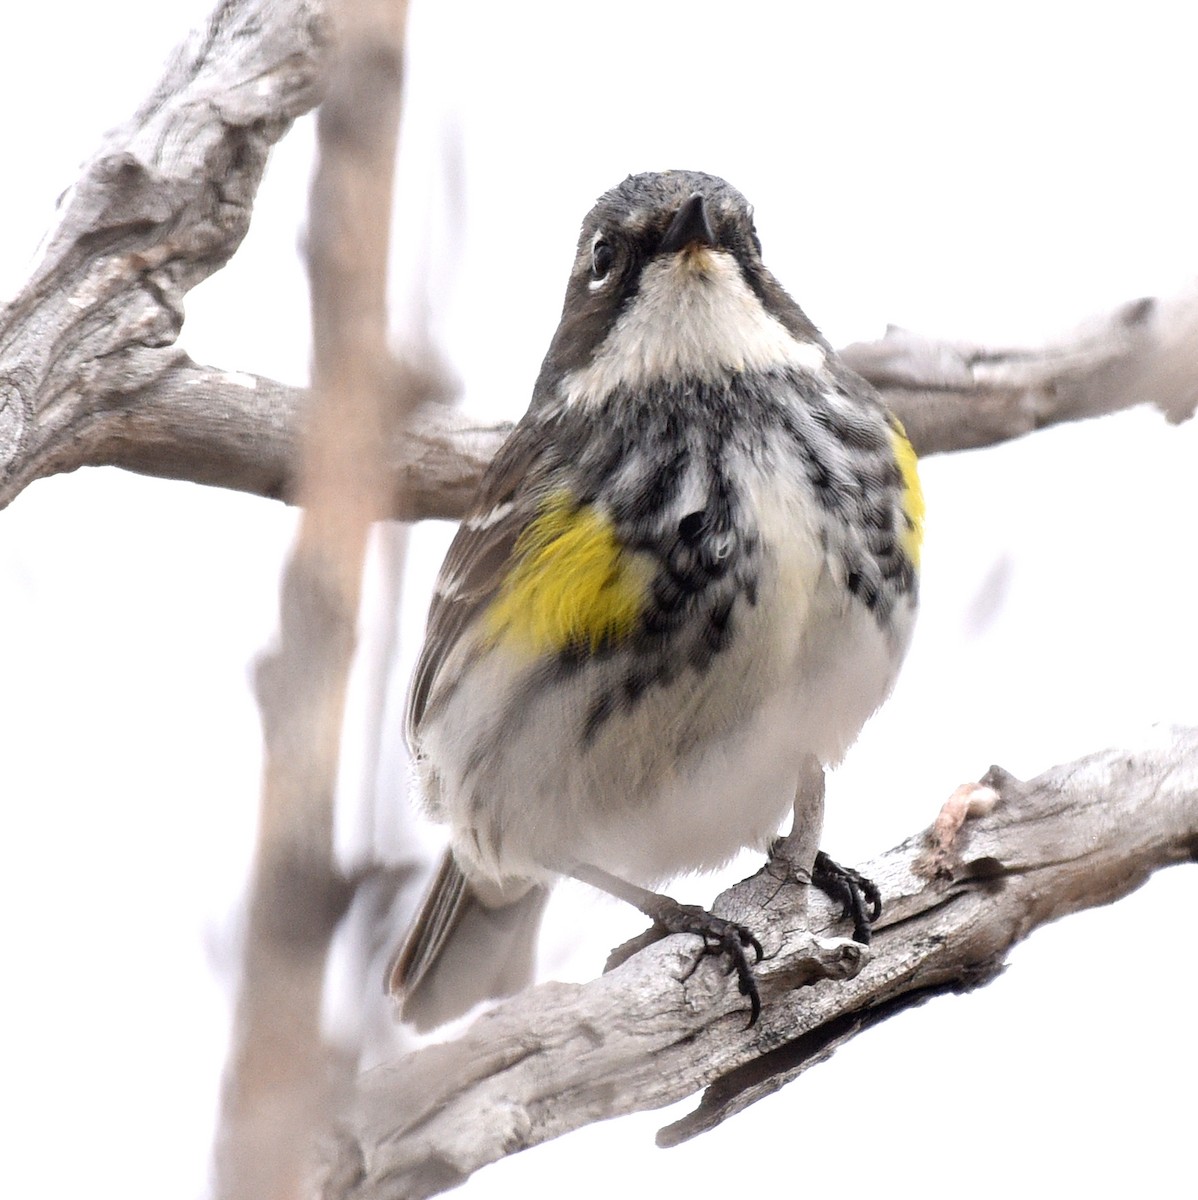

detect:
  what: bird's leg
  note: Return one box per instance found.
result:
[569,862,765,1025]
[768,753,826,907]
[768,754,881,944]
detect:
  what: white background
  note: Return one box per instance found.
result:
[2,3,1196,1198]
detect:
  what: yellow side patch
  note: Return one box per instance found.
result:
[889,417,925,568]
[484,491,652,655]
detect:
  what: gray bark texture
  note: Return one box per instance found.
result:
[0,0,327,508]
[0,0,1194,514]
[318,728,1198,1199]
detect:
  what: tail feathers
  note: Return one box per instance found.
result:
[387,850,549,1032]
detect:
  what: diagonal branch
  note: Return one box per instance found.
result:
[318,726,1198,1200]
[0,0,328,506]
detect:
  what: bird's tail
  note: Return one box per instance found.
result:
[386,850,549,1031]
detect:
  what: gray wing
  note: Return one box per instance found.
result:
[404,418,557,745]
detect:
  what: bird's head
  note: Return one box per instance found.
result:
[537,170,827,406]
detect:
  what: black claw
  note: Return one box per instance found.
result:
[731,942,762,1028]
[653,902,764,1026]
[812,851,882,944]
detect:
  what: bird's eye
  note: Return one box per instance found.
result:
[590,238,615,282]
[748,223,763,257]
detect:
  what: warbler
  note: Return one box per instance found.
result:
[388,170,923,1030]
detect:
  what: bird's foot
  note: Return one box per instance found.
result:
[573,863,766,1025]
[810,851,882,944]
[647,897,765,1026]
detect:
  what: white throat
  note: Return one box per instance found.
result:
[560,249,824,406]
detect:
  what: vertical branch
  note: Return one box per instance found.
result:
[213,1,410,1198]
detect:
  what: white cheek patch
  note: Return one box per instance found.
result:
[560,250,825,406]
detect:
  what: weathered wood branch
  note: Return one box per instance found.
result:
[318,726,1198,1200]
[0,0,328,507]
[77,353,503,520]
[0,0,1194,518]
[844,290,1198,453]
[5,273,1196,515]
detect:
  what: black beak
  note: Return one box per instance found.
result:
[660,193,716,254]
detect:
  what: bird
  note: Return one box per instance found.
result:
[386,169,923,1030]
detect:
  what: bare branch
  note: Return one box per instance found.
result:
[213,1,408,1197]
[79,353,504,519]
[0,0,328,507]
[6,277,1195,516]
[319,727,1198,1199]
[0,0,1191,518]
[852,288,1198,453]
[0,0,1193,518]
